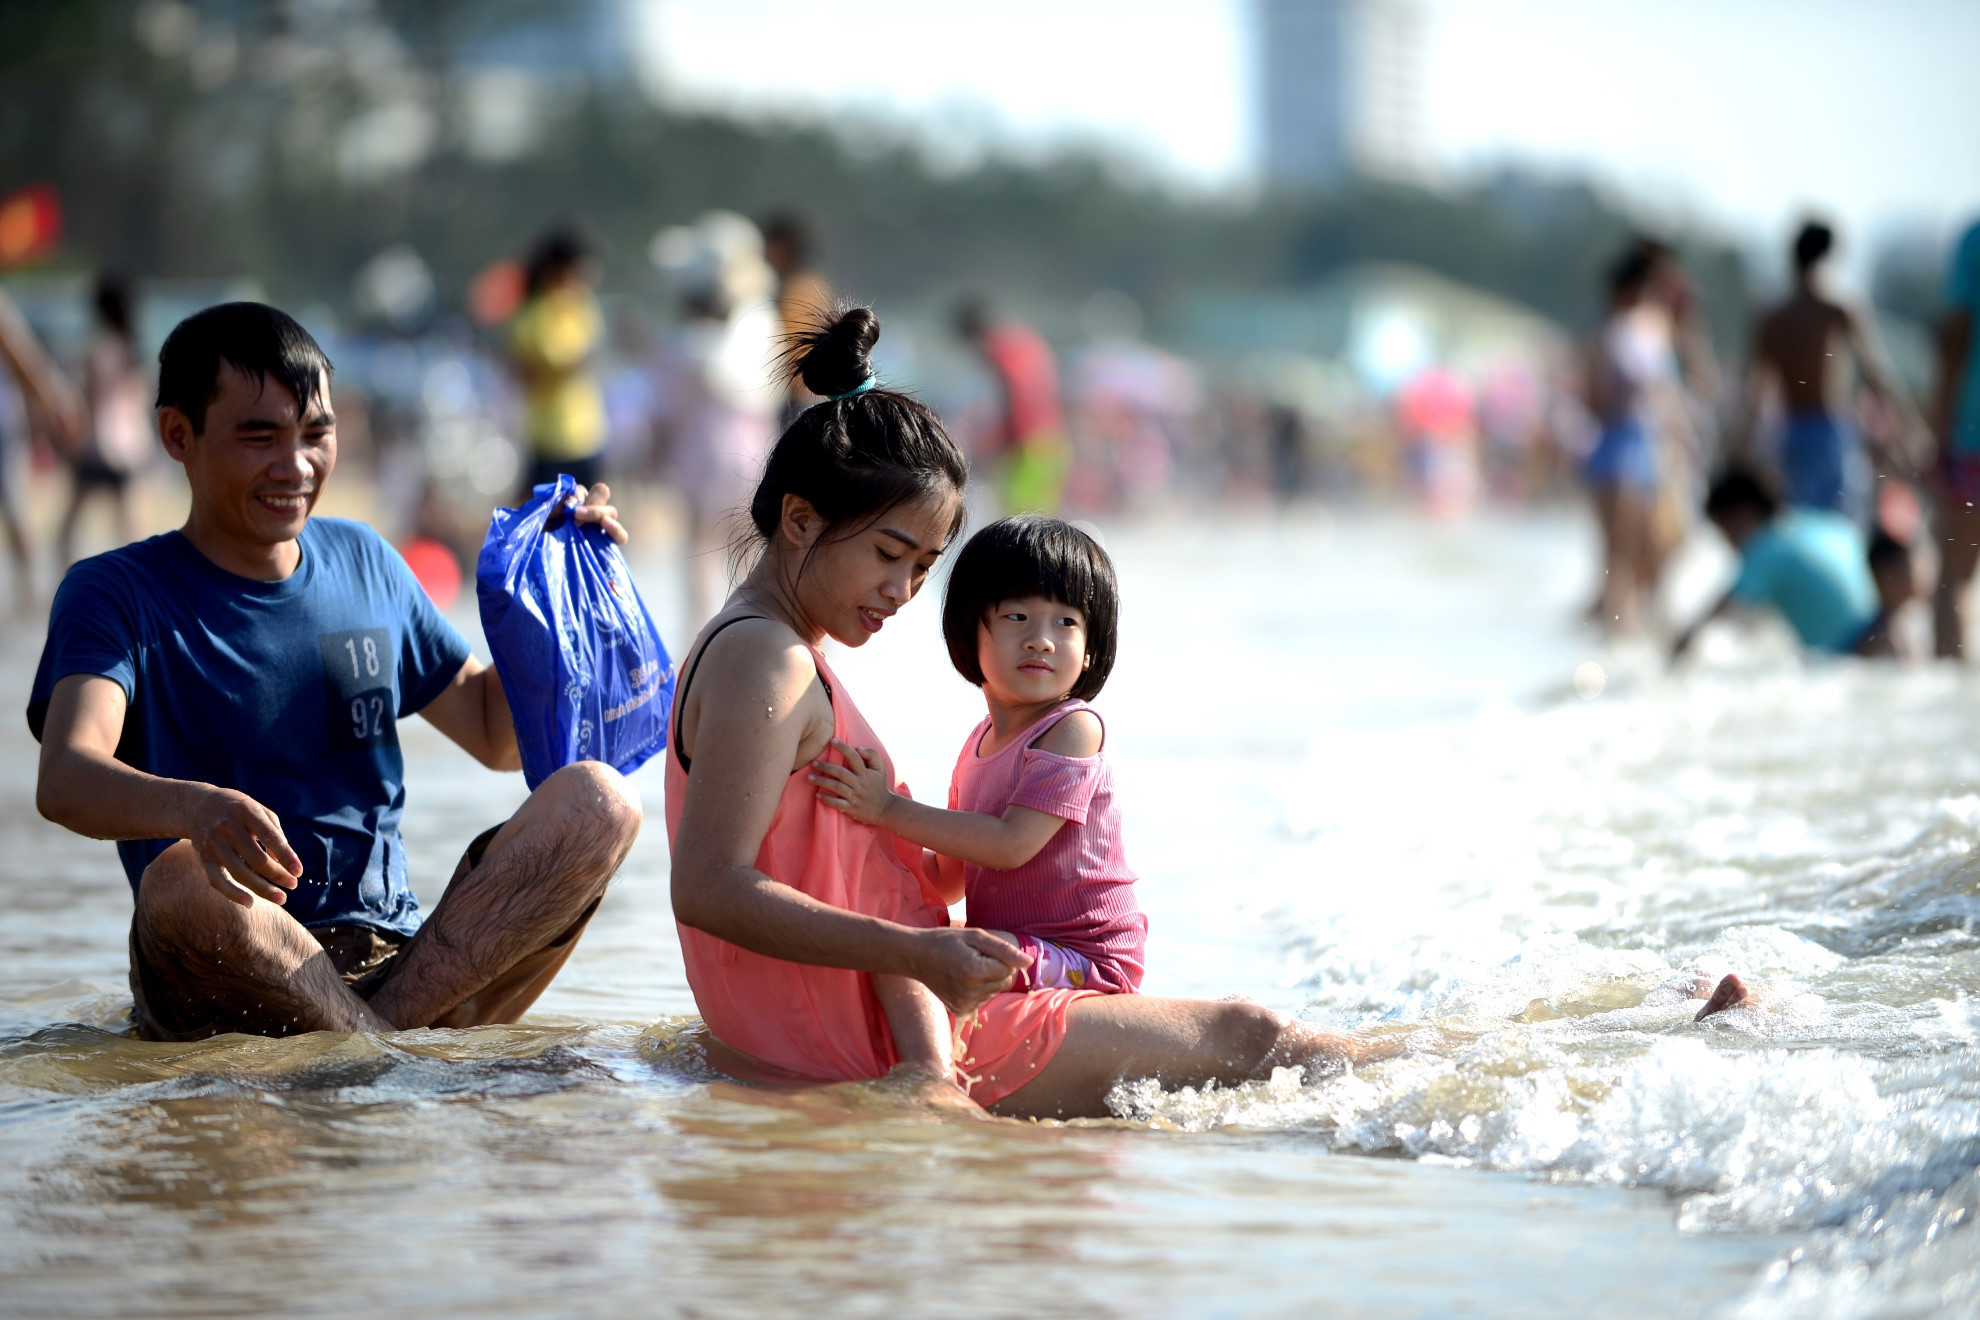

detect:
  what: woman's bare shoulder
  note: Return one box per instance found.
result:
[688,614,819,708]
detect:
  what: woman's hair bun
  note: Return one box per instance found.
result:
[788,305,880,398]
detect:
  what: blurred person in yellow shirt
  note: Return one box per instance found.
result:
[509,230,606,493]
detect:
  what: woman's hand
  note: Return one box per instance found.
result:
[909,927,1030,1014]
[809,739,895,825]
[572,482,628,545]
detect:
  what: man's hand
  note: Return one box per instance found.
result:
[572,482,627,545]
[808,739,896,826]
[186,786,303,908]
[909,926,1030,1015]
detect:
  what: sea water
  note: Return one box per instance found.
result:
[1,509,1974,1318]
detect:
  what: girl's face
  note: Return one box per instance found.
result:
[976,596,1089,709]
[790,489,958,647]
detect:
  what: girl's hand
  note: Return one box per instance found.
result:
[808,739,896,825]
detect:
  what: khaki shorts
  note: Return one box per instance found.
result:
[130,825,500,1041]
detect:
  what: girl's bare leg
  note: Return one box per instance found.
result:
[872,973,984,1112]
[872,974,952,1075]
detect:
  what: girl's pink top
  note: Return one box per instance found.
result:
[949,699,1146,993]
[665,636,1097,1103]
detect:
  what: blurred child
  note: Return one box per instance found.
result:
[810,515,1146,994]
[1671,469,1879,660]
[58,274,149,566]
[1856,532,1920,658]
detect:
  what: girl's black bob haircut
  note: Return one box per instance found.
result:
[942,515,1119,703]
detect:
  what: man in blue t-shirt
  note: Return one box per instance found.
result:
[1671,468,1879,661]
[29,302,641,1040]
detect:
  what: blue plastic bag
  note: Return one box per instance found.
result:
[476,474,675,790]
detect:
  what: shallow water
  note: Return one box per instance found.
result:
[3,509,1976,1318]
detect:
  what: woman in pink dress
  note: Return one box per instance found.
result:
[665,306,1418,1118]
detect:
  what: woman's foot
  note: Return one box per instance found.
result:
[1693,972,1749,1020]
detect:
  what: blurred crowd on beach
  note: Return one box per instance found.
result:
[0,1,1974,651]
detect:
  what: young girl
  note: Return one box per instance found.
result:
[810,514,1146,995]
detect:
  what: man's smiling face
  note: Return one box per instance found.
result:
[163,362,336,551]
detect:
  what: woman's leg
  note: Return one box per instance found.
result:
[1624,485,1663,626]
[55,477,89,569]
[1936,502,1980,658]
[1592,483,1637,628]
[110,476,138,549]
[986,996,1406,1121]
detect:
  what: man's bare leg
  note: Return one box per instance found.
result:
[132,840,391,1036]
[128,761,638,1038]
[367,761,640,1030]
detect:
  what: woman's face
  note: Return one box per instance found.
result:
[792,489,960,647]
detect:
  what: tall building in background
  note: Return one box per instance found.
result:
[457,0,641,87]
[1258,0,1428,191]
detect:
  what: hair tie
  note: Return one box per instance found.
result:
[828,376,877,402]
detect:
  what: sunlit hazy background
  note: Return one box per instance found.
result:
[8,8,1980,1320]
[3,0,1977,601]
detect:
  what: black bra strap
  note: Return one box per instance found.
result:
[673,615,768,772]
[672,615,835,772]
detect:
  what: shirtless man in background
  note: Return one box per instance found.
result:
[1742,221,1925,524]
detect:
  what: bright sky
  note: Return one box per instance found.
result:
[639,0,1980,259]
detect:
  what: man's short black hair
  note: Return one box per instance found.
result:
[942,515,1119,703]
[155,302,332,434]
[1704,468,1780,522]
[1794,220,1835,272]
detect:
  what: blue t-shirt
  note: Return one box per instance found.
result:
[27,518,471,935]
[1949,220,1980,456]
[1730,509,1878,653]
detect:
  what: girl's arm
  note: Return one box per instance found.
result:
[820,755,1065,870]
[811,711,1103,871]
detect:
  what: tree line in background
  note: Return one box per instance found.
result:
[3,0,1753,346]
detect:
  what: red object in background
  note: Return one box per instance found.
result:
[400,536,462,610]
[1398,367,1472,437]
[0,183,61,268]
[979,323,1065,452]
[467,260,526,327]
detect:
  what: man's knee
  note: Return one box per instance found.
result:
[534,760,642,867]
[136,840,298,947]
[135,842,225,935]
